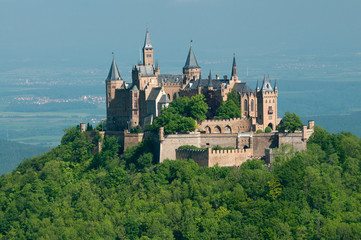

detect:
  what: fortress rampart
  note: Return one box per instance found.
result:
[176,147,253,167]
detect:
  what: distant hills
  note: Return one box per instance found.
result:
[0,139,50,175]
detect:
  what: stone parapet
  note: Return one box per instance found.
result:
[176,147,253,167]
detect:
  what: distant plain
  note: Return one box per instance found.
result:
[0,51,360,148]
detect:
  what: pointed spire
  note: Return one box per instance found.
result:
[184,40,200,69]
[106,54,122,81]
[208,70,213,87]
[261,74,273,92]
[274,80,277,90]
[197,73,202,87]
[256,80,260,91]
[231,53,237,77]
[143,26,152,49]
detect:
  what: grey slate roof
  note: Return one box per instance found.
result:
[184,43,200,69]
[231,55,237,76]
[159,94,170,104]
[186,78,228,90]
[106,58,122,81]
[261,75,273,92]
[147,87,162,101]
[131,84,139,91]
[233,82,253,94]
[158,74,183,83]
[136,65,155,77]
[143,27,152,49]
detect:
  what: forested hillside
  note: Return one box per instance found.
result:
[1,126,361,239]
[0,139,49,175]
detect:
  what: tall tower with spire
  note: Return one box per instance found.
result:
[231,54,239,83]
[143,27,154,66]
[183,41,201,82]
[132,27,159,90]
[105,55,125,131]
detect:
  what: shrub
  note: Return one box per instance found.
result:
[265,126,272,133]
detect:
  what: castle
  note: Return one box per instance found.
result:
[100,28,314,167]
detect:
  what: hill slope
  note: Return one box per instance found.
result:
[1,126,361,239]
[0,139,49,175]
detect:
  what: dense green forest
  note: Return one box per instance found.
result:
[1,126,361,239]
[0,139,49,175]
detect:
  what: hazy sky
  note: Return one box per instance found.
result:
[1,0,361,76]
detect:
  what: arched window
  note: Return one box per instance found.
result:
[214,126,221,133]
[244,99,248,111]
[251,99,254,112]
[224,125,232,133]
[205,126,211,134]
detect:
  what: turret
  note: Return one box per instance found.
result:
[130,84,140,128]
[207,70,213,90]
[106,55,124,107]
[183,40,201,81]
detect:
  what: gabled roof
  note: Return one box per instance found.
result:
[143,27,152,49]
[183,41,200,69]
[159,94,170,104]
[131,84,139,91]
[147,87,162,101]
[106,57,122,81]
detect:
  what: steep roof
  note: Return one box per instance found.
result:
[106,57,122,81]
[131,84,139,91]
[147,87,162,101]
[186,77,228,90]
[261,75,273,92]
[158,74,183,83]
[159,94,170,104]
[183,41,200,69]
[231,54,237,76]
[143,27,152,49]
[233,82,253,94]
[136,65,155,77]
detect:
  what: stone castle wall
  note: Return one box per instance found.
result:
[209,148,252,167]
[159,132,201,162]
[198,118,252,134]
[252,133,278,158]
[176,149,209,167]
[176,148,253,167]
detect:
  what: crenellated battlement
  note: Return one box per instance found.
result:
[163,82,182,87]
[176,147,253,167]
[198,118,252,134]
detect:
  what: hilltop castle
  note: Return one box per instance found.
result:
[100,28,314,166]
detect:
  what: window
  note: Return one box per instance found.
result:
[251,99,254,112]
[244,99,248,111]
[268,106,273,114]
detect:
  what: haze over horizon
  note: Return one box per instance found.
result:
[1,0,361,77]
[1,0,361,147]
